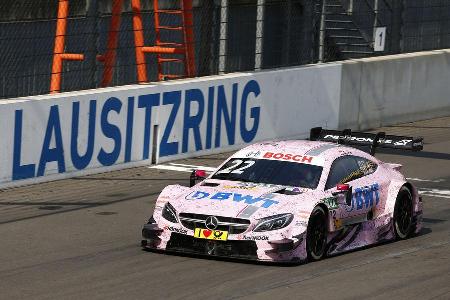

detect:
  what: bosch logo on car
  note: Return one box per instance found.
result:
[263,152,314,163]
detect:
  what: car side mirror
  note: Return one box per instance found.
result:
[332,183,353,206]
[190,170,206,187]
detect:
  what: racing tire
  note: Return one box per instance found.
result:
[393,187,414,240]
[307,206,328,261]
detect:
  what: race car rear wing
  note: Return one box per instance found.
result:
[309,127,423,155]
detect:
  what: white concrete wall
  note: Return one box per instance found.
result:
[338,49,450,130]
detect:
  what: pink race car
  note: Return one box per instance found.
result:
[141,128,424,263]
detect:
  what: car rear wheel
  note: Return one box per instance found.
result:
[394,187,414,239]
[307,206,328,261]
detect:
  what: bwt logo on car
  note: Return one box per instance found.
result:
[346,183,380,212]
[11,80,261,181]
[185,190,279,208]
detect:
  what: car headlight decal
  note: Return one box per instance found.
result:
[253,213,294,232]
[161,202,178,223]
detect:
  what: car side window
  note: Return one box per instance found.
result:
[325,156,360,190]
[355,156,378,176]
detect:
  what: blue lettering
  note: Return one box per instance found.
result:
[37,105,66,176]
[138,93,160,160]
[160,91,181,157]
[124,97,135,162]
[71,100,96,170]
[186,191,278,208]
[98,97,122,166]
[240,80,260,143]
[347,184,380,211]
[205,86,214,149]
[233,193,262,205]
[211,192,232,200]
[215,84,237,148]
[355,188,364,210]
[363,187,375,208]
[12,110,35,180]
[372,183,380,204]
[186,191,210,200]
[182,89,204,153]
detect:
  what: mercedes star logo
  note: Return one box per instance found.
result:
[205,216,219,230]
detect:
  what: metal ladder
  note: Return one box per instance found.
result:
[323,0,374,60]
[132,0,196,83]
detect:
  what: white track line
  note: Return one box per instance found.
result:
[169,163,217,170]
[419,188,450,199]
[149,163,216,173]
[407,177,445,183]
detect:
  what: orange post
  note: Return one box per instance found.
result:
[131,0,149,83]
[181,0,196,77]
[50,0,84,93]
[153,0,163,79]
[99,0,124,87]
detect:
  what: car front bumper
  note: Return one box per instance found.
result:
[141,224,307,263]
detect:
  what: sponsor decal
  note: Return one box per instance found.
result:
[241,235,269,241]
[263,152,314,164]
[323,135,413,147]
[236,182,282,189]
[164,225,188,235]
[185,190,279,208]
[194,228,228,240]
[295,220,308,227]
[340,169,365,184]
[393,139,413,146]
[341,160,377,183]
[245,150,261,158]
[322,196,339,210]
[222,185,258,190]
[334,219,343,229]
[346,183,380,212]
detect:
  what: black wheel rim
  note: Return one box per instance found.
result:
[311,212,326,257]
[396,193,412,236]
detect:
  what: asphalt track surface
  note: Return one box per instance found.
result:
[1,117,450,300]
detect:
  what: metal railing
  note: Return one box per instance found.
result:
[0,0,450,100]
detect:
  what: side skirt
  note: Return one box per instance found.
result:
[326,215,395,256]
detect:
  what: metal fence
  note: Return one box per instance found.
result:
[1,0,450,99]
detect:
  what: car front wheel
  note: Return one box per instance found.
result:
[394,187,414,239]
[306,206,328,261]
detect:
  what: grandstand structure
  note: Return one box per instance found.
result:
[0,0,449,99]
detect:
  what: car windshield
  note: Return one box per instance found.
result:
[211,158,323,189]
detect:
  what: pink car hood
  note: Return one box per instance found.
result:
[163,180,321,221]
